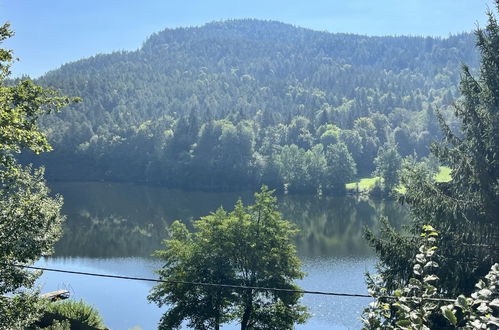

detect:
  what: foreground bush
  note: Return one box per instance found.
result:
[35,299,106,329]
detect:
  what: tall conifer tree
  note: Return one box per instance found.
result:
[366,1,499,296]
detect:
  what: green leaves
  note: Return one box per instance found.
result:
[441,264,499,328]
[442,306,457,326]
[423,275,439,283]
[413,264,423,276]
[363,224,499,330]
[1,44,79,178]
[362,226,443,329]
[395,319,412,327]
[149,186,308,329]
[1,23,73,328]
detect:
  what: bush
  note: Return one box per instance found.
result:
[45,299,105,329]
[38,319,72,330]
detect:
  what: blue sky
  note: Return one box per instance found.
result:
[0,0,493,78]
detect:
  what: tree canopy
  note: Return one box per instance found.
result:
[19,20,479,192]
[373,143,402,194]
[0,23,76,328]
[148,186,308,329]
[366,0,499,310]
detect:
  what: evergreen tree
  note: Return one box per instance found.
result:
[366,1,499,298]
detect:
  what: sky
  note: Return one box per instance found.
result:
[0,0,494,78]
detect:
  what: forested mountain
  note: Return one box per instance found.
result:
[25,19,479,193]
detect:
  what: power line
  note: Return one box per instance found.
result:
[10,264,371,298]
[7,263,456,302]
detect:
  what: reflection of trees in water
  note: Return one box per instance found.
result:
[50,182,409,258]
[51,182,254,258]
[53,182,254,226]
[54,211,169,257]
[279,195,409,257]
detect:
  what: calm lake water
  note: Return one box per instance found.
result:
[36,182,409,330]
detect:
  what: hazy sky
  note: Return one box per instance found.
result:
[0,0,494,78]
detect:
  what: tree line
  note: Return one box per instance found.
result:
[2,5,498,328]
[17,19,479,193]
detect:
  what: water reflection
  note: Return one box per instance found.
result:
[42,182,409,329]
[49,182,408,258]
[281,194,408,257]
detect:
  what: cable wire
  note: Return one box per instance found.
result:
[6,263,457,302]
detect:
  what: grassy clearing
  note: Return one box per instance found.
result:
[346,166,452,194]
[346,177,380,192]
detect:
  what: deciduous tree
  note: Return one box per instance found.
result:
[0,23,76,328]
[373,143,402,193]
[148,187,308,329]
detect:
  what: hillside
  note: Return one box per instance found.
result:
[27,19,479,192]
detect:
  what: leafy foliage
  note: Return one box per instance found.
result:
[362,225,441,329]
[441,263,499,329]
[43,299,106,329]
[363,227,499,329]
[0,23,76,328]
[148,186,308,329]
[1,35,76,177]
[0,292,46,330]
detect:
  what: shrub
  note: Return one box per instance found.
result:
[45,299,105,329]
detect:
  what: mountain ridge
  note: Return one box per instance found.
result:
[28,19,479,192]
[45,19,478,79]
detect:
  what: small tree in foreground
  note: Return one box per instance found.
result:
[148,186,309,329]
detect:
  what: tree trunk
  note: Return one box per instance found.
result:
[215,290,221,330]
[240,290,253,330]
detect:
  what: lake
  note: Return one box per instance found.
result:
[36,182,409,329]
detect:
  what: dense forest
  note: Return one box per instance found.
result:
[24,19,480,193]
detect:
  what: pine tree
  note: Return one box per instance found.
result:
[366,1,499,297]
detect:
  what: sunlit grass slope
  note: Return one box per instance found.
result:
[346,166,452,194]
